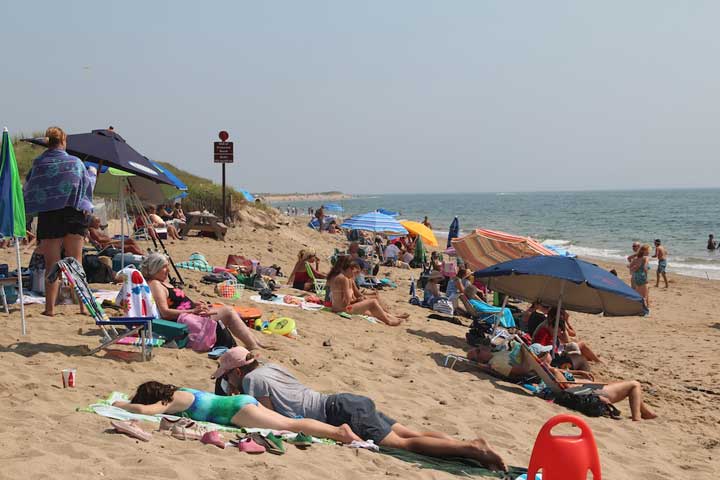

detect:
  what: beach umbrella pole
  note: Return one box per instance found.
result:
[120,184,125,270]
[15,238,26,335]
[551,281,566,359]
[493,295,509,332]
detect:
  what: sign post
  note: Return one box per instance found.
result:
[214,131,233,223]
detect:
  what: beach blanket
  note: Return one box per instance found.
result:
[13,289,118,305]
[249,294,324,311]
[380,446,527,479]
[176,253,214,272]
[82,392,335,444]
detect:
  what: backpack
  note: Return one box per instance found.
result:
[554,389,622,419]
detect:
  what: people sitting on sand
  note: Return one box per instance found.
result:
[327,220,339,234]
[532,307,601,370]
[383,240,401,264]
[87,216,144,255]
[113,380,360,443]
[446,268,476,313]
[423,270,444,307]
[211,347,507,471]
[328,256,407,326]
[521,302,550,335]
[142,253,264,352]
[537,346,657,421]
[287,249,326,291]
[145,206,182,240]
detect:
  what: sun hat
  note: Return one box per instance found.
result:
[211,347,255,378]
[529,343,553,356]
[428,270,443,281]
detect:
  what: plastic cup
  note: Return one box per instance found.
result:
[61,368,77,388]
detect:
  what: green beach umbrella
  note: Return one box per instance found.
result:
[0,128,27,334]
[411,237,426,268]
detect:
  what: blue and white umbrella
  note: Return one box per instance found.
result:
[340,211,408,234]
[323,203,343,213]
[376,208,399,217]
[447,216,459,248]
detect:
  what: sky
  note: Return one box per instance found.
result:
[2,1,720,194]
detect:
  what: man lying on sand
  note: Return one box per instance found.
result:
[212,347,507,471]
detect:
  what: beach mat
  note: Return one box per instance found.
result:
[380,446,527,479]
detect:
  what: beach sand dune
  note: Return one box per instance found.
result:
[0,218,718,479]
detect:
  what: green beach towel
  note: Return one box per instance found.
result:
[380,446,526,479]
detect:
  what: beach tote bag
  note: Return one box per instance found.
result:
[442,261,458,278]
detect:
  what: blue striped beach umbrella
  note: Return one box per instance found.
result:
[340,211,408,234]
[376,208,399,217]
[323,203,343,213]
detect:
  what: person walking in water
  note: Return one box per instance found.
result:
[707,234,717,251]
[422,216,432,230]
[652,239,669,288]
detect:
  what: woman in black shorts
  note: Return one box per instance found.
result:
[23,127,97,316]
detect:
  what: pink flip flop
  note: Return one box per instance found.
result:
[237,437,266,454]
[110,420,152,442]
[201,431,226,449]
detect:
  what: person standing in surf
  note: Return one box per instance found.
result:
[652,239,669,288]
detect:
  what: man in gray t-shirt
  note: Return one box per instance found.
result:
[212,347,506,472]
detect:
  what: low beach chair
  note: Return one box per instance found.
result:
[51,258,155,361]
[304,262,327,297]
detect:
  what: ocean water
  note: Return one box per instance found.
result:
[274,189,720,279]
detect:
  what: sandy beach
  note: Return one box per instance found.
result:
[0,214,718,480]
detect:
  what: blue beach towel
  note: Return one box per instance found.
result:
[469,299,516,328]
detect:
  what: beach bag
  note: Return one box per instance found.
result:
[83,255,114,284]
[215,280,244,300]
[151,319,189,349]
[433,298,454,316]
[554,389,622,419]
[442,261,457,278]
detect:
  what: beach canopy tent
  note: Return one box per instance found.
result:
[340,211,408,234]
[376,208,399,217]
[0,128,27,334]
[323,203,343,212]
[447,216,460,248]
[238,189,255,202]
[474,255,645,356]
[24,129,175,186]
[452,228,555,271]
[400,220,438,247]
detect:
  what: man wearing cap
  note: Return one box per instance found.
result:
[212,347,507,471]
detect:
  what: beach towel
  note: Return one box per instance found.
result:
[249,294,323,311]
[380,447,527,479]
[176,253,213,272]
[82,392,336,444]
[469,299,516,328]
[115,267,159,318]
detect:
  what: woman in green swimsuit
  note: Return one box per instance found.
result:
[629,244,651,311]
[114,381,360,443]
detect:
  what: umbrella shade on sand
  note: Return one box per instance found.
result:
[340,211,408,234]
[451,228,555,271]
[24,129,175,186]
[400,220,438,247]
[0,128,27,334]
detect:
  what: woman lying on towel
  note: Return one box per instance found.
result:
[328,256,408,326]
[537,346,657,421]
[114,381,360,443]
[142,253,264,352]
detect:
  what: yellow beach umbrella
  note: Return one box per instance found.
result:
[399,220,438,247]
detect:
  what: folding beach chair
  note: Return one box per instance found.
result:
[304,262,327,297]
[52,258,155,361]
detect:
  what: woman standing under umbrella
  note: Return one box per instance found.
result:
[24,127,97,316]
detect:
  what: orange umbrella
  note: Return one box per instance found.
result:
[399,220,438,247]
[451,228,554,270]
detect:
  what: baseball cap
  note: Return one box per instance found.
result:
[211,347,255,378]
[529,343,553,356]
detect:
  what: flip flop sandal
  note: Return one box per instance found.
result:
[286,432,313,448]
[200,430,226,449]
[171,421,207,441]
[159,417,195,432]
[110,420,152,442]
[237,437,266,454]
[249,432,285,455]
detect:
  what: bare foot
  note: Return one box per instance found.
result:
[337,423,362,443]
[41,310,55,317]
[396,312,410,320]
[641,407,657,420]
[470,438,507,472]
